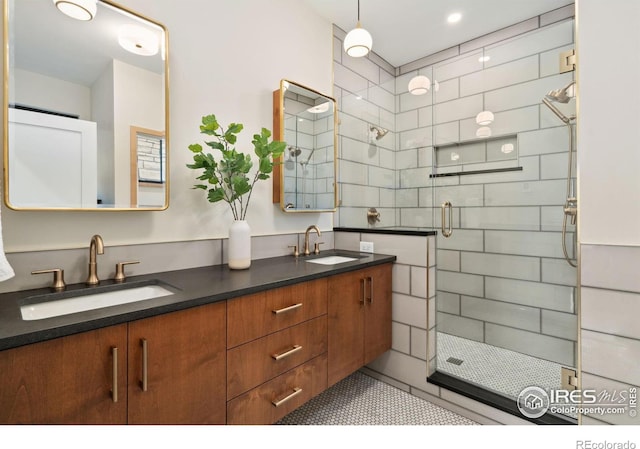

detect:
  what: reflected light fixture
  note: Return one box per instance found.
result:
[478,55,491,63]
[343,0,372,58]
[307,102,330,114]
[476,126,492,138]
[118,24,159,56]
[501,143,515,154]
[52,0,97,21]
[408,75,431,95]
[451,152,460,161]
[476,110,494,126]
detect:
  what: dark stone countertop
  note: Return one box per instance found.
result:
[0,250,395,351]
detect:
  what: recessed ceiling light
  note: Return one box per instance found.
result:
[447,12,462,24]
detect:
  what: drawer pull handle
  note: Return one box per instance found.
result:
[272,303,303,315]
[111,347,118,403]
[272,387,303,407]
[272,345,302,361]
[140,338,148,392]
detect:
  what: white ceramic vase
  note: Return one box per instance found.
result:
[228,220,251,269]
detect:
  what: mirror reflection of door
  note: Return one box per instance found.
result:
[130,127,166,207]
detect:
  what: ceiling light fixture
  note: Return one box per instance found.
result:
[447,12,462,24]
[307,102,330,114]
[52,0,97,21]
[118,24,159,56]
[476,126,492,138]
[501,143,515,154]
[343,0,372,58]
[476,110,494,126]
[408,75,431,95]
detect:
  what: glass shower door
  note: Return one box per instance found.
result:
[430,21,578,419]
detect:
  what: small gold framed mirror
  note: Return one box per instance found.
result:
[272,79,337,213]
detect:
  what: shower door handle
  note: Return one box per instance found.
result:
[441,201,453,238]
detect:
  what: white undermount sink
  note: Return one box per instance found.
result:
[306,255,358,265]
[20,284,174,321]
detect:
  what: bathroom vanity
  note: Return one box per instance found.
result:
[0,251,394,424]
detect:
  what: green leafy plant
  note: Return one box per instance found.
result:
[187,114,286,221]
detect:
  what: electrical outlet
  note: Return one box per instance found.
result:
[360,241,374,253]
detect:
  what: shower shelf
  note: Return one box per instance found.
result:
[432,133,519,178]
[433,133,518,150]
[430,166,523,178]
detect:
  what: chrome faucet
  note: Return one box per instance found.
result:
[86,234,104,285]
[304,225,321,256]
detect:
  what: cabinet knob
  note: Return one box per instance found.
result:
[31,268,66,291]
[114,261,140,282]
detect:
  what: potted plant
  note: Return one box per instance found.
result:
[187,114,286,269]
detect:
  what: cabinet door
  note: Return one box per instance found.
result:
[0,324,127,424]
[127,302,226,424]
[327,270,365,387]
[364,264,392,365]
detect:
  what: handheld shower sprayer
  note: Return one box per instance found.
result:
[541,79,577,267]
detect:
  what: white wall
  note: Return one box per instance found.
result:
[1,0,334,252]
[577,0,640,245]
[577,0,640,425]
[12,69,91,120]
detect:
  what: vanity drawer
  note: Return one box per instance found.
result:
[226,353,327,425]
[227,278,327,348]
[227,316,327,399]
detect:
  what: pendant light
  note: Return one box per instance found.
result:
[408,75,431,95]
[52,0,97,21]
[475,110,494,126]
[343,0,372,58]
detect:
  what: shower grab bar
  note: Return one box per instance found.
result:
[441,201,453,238]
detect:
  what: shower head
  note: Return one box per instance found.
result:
[545,81,575,104]
[369,126,389,141]
[542,81,576,124]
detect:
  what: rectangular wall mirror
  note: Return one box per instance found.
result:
[272,79,337,213]
[3,0,169,210]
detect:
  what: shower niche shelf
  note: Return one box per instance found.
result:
[431,133,520,178]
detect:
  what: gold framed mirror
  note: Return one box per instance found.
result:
[273,79,337,213]
[2,0,169,210]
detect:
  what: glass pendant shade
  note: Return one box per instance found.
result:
[52,0,97,21]
[344,23,372,58]
[476,126,492,138]
[476,110,494,126]
[408,75,431,95]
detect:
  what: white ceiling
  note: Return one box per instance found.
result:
[302,0,572,68]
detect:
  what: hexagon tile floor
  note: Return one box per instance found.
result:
[277,371,477,425]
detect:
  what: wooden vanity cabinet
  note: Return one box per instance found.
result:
[127,301,226,424]
[0,261,393,425]
[226,278,328,425]
[328,263,392,387]
[0,324,128,424]
[0,301,226,425]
